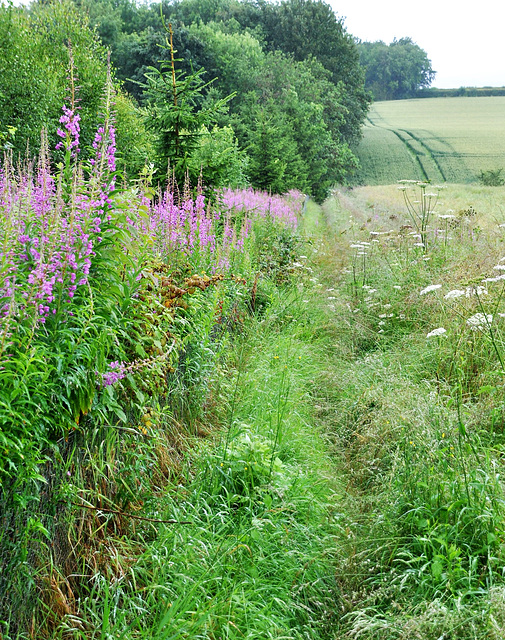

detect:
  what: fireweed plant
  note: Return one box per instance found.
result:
[0,77,303,632]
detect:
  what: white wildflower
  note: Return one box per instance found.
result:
[483,274,505,283]
[493,265,505,270]
[420,284,442,295]
[466,286,487,297]
[444,289,465,299]
[467,313,493,329]
[427,327,447,338]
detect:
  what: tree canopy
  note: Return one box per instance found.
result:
[0,0,151,173]
[1,0,373,200]
[358,37,436,101]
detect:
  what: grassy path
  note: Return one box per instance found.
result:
[30,189,505,639]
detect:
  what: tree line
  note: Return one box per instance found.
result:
[0,0,435,199]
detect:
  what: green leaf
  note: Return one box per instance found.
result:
[135,342,147,357]
[477,385,496,395]
[114,407,127,423]
[431,559,444,578]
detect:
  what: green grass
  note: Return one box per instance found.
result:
[25,202,349,640]
[17,187,505,640]
[313,185,505,639]
[355,97,505,185]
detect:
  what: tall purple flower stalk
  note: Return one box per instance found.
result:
[55,105,81,158]
[1,98,302,350]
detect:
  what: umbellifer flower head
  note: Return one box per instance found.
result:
[426,327,447,338]
[466,313,493,330]
[420,284,442,295]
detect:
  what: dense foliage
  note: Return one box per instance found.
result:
[358,37,435,100]
[72,0,370,199]
[0,0,152,175]
[0,89,306,632]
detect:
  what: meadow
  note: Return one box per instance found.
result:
[318,182,505,638]
[355,97,505,185]
[4,97,505,638]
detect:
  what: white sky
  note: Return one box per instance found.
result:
[330,0,505,88]
[5,0,505,88]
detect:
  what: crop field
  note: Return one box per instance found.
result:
[355,96,505,185]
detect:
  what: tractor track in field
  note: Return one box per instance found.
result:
[365,115,447,183]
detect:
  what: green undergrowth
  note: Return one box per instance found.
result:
[11,183,505,640]
[17,201,348,639]
[65,298,344,638]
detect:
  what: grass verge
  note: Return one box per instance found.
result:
[24,201,347,639]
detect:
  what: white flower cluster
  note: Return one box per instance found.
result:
[420,284,442,295]
[426,327,447,338]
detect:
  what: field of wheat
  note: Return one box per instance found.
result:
[355,96,505,185]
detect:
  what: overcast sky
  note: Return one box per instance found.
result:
[331,0,505,88]
[4,0,505,88]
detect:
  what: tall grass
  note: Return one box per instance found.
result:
[315,184,505,639]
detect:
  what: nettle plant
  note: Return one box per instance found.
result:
[203,426,287,505]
